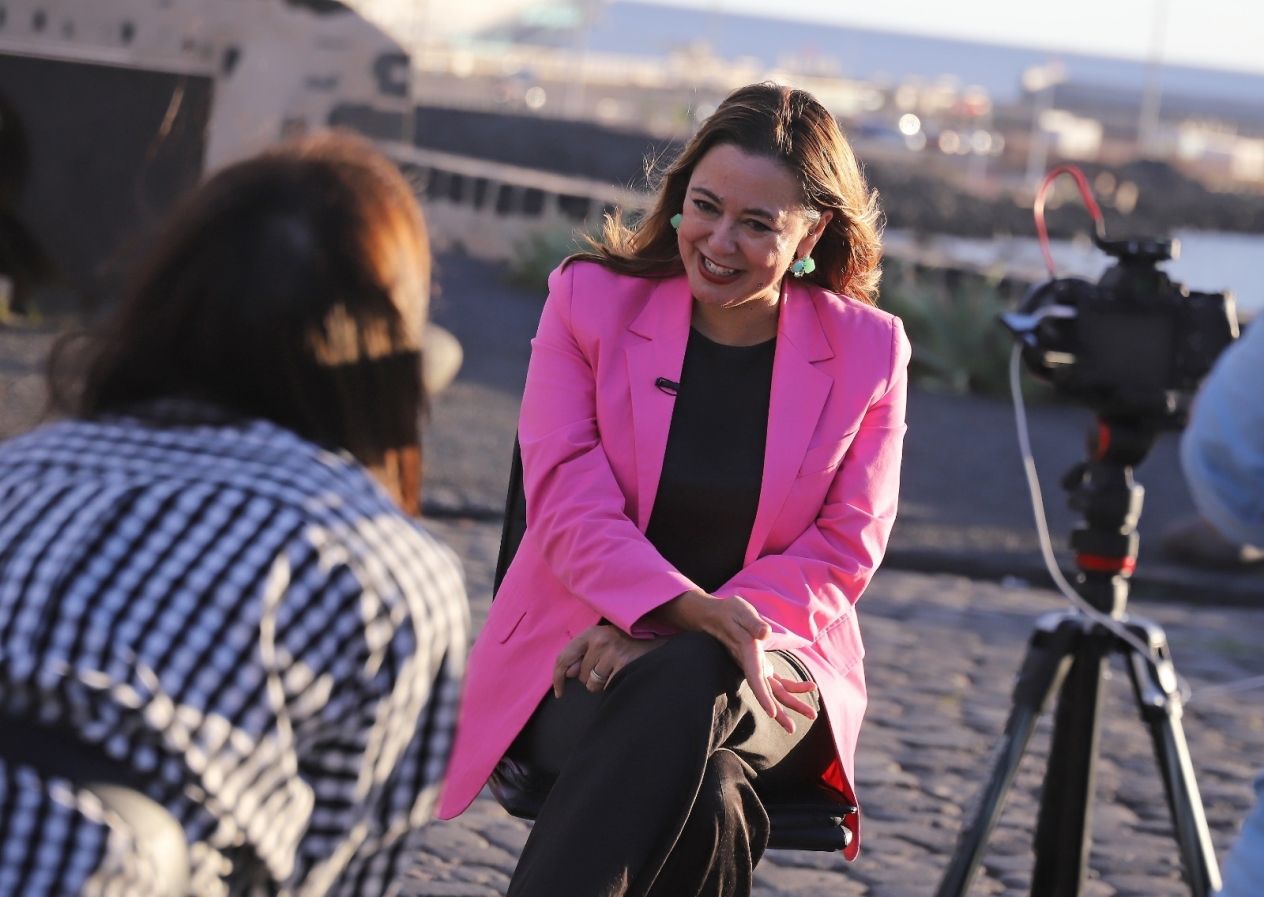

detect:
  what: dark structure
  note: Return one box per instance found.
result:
[0,54,211,315]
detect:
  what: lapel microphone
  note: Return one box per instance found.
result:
[654,377,680,396]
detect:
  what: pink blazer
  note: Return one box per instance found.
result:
[437,261,910,858]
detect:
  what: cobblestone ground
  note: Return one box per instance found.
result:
[412,517,1264,897]
[0,325,56,440]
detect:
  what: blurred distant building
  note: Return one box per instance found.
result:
[455,0,1264,196]
[1034,80,1264,185]
[1169,124,1264,186]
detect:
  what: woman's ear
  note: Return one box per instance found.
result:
[797,210,834,259]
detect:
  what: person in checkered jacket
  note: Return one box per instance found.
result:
[0,131,468,897]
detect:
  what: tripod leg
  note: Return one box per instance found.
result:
[936,613,1080,897]
[1029,624,1114,897]
[1121,620,1222,897]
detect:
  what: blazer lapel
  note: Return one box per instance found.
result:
[625,276,693,528]
[746,281,834,564]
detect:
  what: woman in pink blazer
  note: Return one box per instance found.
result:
[438,83,910,895]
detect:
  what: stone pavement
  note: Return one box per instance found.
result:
[407,515,1264,897]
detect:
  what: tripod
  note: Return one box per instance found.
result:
[935,417,1222,897]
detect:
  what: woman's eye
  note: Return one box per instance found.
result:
[692,199,718,215]
[745,219,772,233]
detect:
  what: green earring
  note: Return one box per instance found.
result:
[790,256,816,278]
[670,213,683,230]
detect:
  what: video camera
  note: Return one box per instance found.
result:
[1001,233,1238,426]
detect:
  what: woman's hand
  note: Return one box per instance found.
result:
[653,590,818,734]
[766,675,819,733]
[552,625,665,697]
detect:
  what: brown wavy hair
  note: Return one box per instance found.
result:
[50,131,431,514]
[571,82,883,305]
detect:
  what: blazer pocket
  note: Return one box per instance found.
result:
[485,606,528,644]
[796,433,855,478]
[813,612,865,675]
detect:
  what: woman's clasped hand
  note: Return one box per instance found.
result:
[554,591,818,733]
[552,623,666,696]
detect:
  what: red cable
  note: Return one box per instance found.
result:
[1032,164,1107,277]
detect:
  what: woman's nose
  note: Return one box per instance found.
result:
[707,218,738,253]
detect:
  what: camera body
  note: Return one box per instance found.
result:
[1001,235,1238,425]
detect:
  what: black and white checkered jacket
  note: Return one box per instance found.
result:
[0,401,468,896]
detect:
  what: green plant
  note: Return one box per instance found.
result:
[879,259,1037,398]
[504,225,599,294]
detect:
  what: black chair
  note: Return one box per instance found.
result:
[486,438,855,851]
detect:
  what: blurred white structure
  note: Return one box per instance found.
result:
[0,0,420,311]
[1169,123,1264,185]
[1038,109,1103,161]
[1021,60,1067,190]
[0,0,409,172]
[383,142,647,261]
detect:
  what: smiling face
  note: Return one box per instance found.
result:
[677,143,832,343]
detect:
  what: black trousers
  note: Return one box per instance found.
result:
[505,631,834,897]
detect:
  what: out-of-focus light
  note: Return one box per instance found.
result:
[523,6,581,27]
[938,130,961,154]
[898,113,921,136]
[904,132,927,152]
[970,130,993,154]
[451,51,474,78]
[1115,181,1139,214]
[1022,61,1066,92]
[860,90,885,112]
[960,86,992,117]
[693,103,717,123]
[894,84,918,111]
[524,86,546,110]
[595,97,621,122]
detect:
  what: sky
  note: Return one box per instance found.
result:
[431,0,1264,77]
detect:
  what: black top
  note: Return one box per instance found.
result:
[644,327,776,592]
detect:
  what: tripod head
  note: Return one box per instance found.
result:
[1061,416,1158,618]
